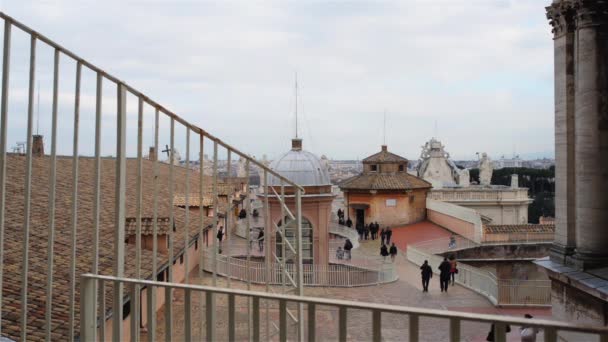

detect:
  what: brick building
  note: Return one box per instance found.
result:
[339,145,432,228]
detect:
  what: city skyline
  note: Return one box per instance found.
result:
[2,0,553,161]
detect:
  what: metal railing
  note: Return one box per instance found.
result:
[81,274,608,342]
[0,12,306,342]
[406,238,551,306]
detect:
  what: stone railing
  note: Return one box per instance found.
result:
[428,188,530,202]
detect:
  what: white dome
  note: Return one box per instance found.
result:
[268,139,331,186]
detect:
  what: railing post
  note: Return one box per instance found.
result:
[409,314,419,342]
[450,318,460,342]
[80,275,97,342]
[252,296,260,342]
[339,306,347,342]
[372,310,381,342]
[494,323,506,342]
[308,303,316,342]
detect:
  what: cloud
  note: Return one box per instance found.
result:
[1,0,554,160]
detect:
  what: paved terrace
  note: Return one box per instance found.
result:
[144,221,554,341]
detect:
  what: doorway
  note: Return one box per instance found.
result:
[356,209,365,229]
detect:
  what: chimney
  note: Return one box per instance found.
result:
[32,135,44,157]
[148,146,157,161]
[511,174,519,188]
[381,145,388,152]
[292,138,302,151]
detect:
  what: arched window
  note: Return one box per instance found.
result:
[276,217,314,263]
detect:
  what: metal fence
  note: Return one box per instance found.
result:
[406,240,551,306]
[0,11,306,342]
[81,274,608,342]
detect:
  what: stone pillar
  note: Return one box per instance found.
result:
[547,0,577,264]
[572,1,608,269]
[148,146,157,161]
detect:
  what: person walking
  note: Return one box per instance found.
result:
[374,222,380,240]
[438,256,451,292]
[420,260,432,292]
[386,227,393,245]
[346,218,352,228]
[357,226,364,241]
[217,226,224,244]
[380,228,386,245]
[364,224,370,240]
[344,239,353,260]
[449,255,458,285]
[257,229,264,252]
[486,323,511,341]
[389,243,398,262]
[520,314,539,342]
[380,244,389,260]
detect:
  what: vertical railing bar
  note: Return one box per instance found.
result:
[80,276,97,341]
[295,189,304,339]
[184,288,192,342]
[226,149,231,288]
[228,294,236,342]
[372,310,381,342]
[67,60,82,342]
[19,33,35,342]
[44,47,59,342]
[150,108,160,341]
[450,317,461,342]
[263,170,270,339]
[544,327,556,342]
[279,299,287,342]
[162,114,174,342]
[184,128,190,284]
[280,182,285,295]
[212,139,218,286]
[113,82,128,342]
[205,291,215,342]
[92,72,103,342]
[198,133,205,341]
[132,95,143,342]
[245,159,252,339]
[409,314,419,342]
[0,18,9,337]
[339,306,347,342]
[308,303,316,342]
[252,296,260,342]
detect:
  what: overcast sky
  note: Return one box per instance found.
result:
[1,0,554,161]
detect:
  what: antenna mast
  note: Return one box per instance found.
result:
[295,72,298,139]
[383,110,386,145]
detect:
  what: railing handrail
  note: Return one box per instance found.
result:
[80,273,608,335]
[0,11,305,193]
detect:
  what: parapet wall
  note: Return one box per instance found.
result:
[426,199,483,242]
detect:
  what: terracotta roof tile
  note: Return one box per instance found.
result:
[339,173,431,191]
[2,154,231,341]
[484,224,555,234]
[362,150,408,163]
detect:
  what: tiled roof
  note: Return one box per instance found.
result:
[2,155,213,341]
[125,217,172,235]
[484,224,555,234]
[173,194,214,207]
[362,150,408,163]
[339,173,432,191]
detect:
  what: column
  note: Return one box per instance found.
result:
[547,0,577,263]
[572,0,608,268]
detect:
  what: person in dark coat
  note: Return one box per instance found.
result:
[380,244,389,260]
[346,218,352,228]
[486,323,511,341]
[372,222,379,240]
[389,243,398,262]
[344,239,353,260]
[257,229,264,252]
[386,227,393,245]
[380,228,386,245]
[357,226,364,241]
[217,226,224,243]
[438,256,452,292]
[420,260,433,292]
[364,224,370,240]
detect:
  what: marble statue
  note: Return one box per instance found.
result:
[320,155,331,173]
[417,138,471,188]
[237,156,248,178]
[478,152,493,186]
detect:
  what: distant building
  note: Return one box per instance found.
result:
[339,145,432,228]
[494,155,524,169]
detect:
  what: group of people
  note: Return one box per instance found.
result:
[419,255,458,292]
[336,238,354,260]
[486,314,540,342]
[380,242,398,262]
